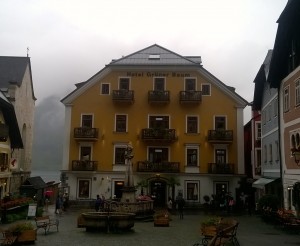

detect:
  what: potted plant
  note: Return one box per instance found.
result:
[201,217,221,237]
[8,222,37,243]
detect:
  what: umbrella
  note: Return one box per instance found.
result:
[44,190,53,196]
[193,184,198,200]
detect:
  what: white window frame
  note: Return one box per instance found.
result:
[201,83,211,96]
[186,145,199,167]
[184,77,197,91]
[264,145,267,163]
[255,122,261,140]
[214,115,227,130]
[153,77,166,91]
[274,97,278,117]
[269,144,273,163]
[115,114,128,133]
[186,115,199,134]
[77,178,91,199]
[81,114,94,128]
[295,78,300,106]
[113,144,128,165]
[100,83,110,95]
[118,77,131,90]
[275,141,279,161]
[185,180,200,202]
[283,86,290,112]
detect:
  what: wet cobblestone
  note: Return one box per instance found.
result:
[2,205,300,246]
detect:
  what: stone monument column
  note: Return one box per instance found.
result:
[121,142,136,203]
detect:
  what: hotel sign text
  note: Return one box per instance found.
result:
[126,72,191,77]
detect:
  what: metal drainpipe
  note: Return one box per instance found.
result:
[277,84,284,209]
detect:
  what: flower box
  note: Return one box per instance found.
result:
[154,212,169,227]
[9,222,37,243]
[17,229,37,243]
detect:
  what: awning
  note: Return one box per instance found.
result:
[252,178,277,189]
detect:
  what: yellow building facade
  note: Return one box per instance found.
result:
[61,45,247,206]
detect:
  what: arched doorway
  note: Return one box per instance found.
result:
[150,179,167,208]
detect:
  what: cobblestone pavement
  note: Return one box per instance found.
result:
[2,205,300,246]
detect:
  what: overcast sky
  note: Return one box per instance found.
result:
[0,0,287,122]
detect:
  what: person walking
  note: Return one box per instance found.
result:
[176,194,185,219]
[95,195,102,212]
[167,197,173,214]
[55,195,63,215]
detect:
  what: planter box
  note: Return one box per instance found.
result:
[201,225,217,237]
[154,213,169,227]
[17,229,37,243]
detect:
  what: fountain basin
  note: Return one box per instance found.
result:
[77,212,135,232]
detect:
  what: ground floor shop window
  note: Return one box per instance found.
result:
[185,181,199,202]
[77,179,91,199]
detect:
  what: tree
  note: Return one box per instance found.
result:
[136,180,148,195]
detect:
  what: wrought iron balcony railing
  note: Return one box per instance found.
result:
[179,91,202,103]
[72,160,97,171]
[148,90,170,103]
[207,130,233,142]
[141,128,177,142]
[0,123,9,142]
[112,90,134,103]
[137,161,180,173]
[74,127,99,140]
[208,163,234,174]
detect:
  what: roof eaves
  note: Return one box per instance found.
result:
[199,66,248,107]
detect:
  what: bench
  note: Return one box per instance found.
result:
[35,216,59,235]
[194,219,239,246]
[207,223,239,246]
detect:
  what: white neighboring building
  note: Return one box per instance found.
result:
[0,56,36,194]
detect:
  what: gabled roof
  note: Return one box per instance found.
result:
[268,0,300,87]
[253,50,273,110]
[108,44,202,66]
[22,176,47,189]
[0,56,36,100]
[0,91,23,148]
[61,44,248,107]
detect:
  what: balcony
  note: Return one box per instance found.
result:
[179,91,202,103]
[74,127,99,141]
[208,163,234,174]
[72,160,97,171]
[141,128,177,142]
[112,90,134,103]
[137,161,180,173]
[207,130,233,143]
[0,123,9,142]
[148,90,170,103]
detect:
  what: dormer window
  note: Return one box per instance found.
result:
[149,54,160,60]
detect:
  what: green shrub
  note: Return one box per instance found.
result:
[8,222,34,233]
[201,217,221,226]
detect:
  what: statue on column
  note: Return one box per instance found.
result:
[121,142,136,203]
[124,142,134,187]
